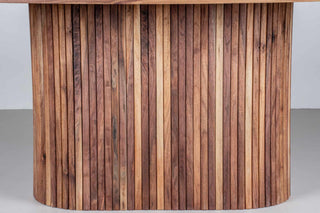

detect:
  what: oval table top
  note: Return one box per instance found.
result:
[0,0,318,4]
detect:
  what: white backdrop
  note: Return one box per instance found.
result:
[0,3,319,109]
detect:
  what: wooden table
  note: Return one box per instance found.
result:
[1,0,313,210]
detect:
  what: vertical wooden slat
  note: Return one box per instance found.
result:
[30,4,46,205]
[186,4,194,211]
[53,5,63,208]
[200,5,209,210]
[208,4,216,210]
[237,4,247,210]
[148,5,157,210]
[95,5,105,210]
[80,5,91,210]
[88,5,98,210]
[170,4,179,210]
[58,5,69,209]
[288,3,293,200]
[134,5,142,210]
[215,4,224,210]
[163,4,172,210]
[140,5,149,210]
[178,5,186,210]
[156,5,164,210]
[43,4,57,208]
[118,5,127,211]
[265,4,273,207]
[223,4,231,210]
[252,3,260,209]
[103,5,113,210]
[270,3,278,206]
[72,5,82,210]
[230,4,239,210]
[126,5,135,211]
[276,3,285,204]
[245,3,254,209]
[193,5,201,210]
[259,3,267,208]
[110,5,120,210]
[65,4,75,210]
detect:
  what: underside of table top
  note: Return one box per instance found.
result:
[0,0,318,4]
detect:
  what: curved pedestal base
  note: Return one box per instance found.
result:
[30,3,292,210]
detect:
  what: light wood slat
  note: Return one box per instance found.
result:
[134,5,142,210]
[156,5,164,210]
[245,3,253,209]
[58,4,69,209]
[163,4,172,210]
[237,4,247,209]
[102,5,113,210]
[286,3,293,199]
[200,5,209,210]
[208,4,216,210]
[52,5,63,208]
[30,4,46,204]
[259,3,267,208]
[110,5,120,210]
[230,4,239,210]
[223,4,231,210]
[178,5,186,210]
[170,5,179,210]
[118,5,127,210]
[185,4,194,210]
[215,4,224,210]
[193,4,201,210]
[65,4,76,210]
[148,5,157,210]
[125,5,135,210]
[140,5,149,210]
[72,5,83,210]
[252,3,260,209]
[95,5,105,210]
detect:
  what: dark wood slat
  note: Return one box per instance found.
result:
[125,5,135,211]
[208,4,216,210]
[270,3,278,206]
[103,5,113,210]
[44,4,57,208]
[110,5,120,210]
[72,5,83,210]
[65,4,75,210]
[178,5,186,210]
[140,5,150,210]
[95,5,105,210]
[170,4,179,210]
[185,4,194,210]
[30,4,46,205]
[223,4,231,210]
[265,4,273,207]
[230,4,239,210]
[88,5,98,210]
[148,5,157,210]
[118,5,127,210]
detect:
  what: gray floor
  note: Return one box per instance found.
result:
[0,109,319,213]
